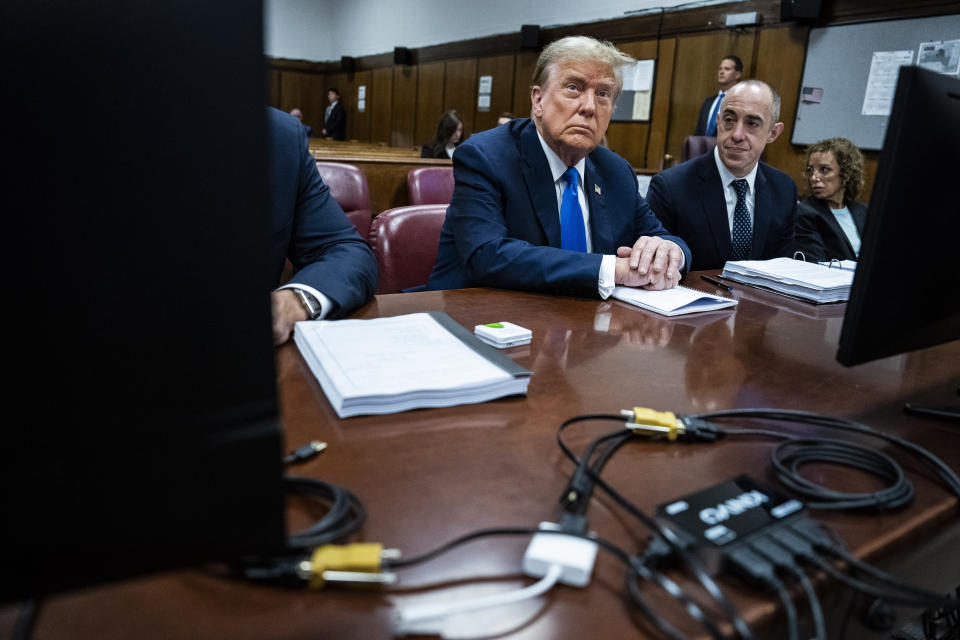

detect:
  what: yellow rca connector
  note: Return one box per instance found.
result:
[306,543,399,588]
[620,407,686,440]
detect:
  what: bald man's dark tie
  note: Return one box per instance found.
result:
[731,178,752,260]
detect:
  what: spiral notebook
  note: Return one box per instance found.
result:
[611,285,737,317]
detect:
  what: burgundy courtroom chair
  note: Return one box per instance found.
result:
[368,204,447,294]
[314,161,373,241]
[407,166,455,205]
[681,135,717,163]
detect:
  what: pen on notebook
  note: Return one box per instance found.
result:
[700,275,732,291]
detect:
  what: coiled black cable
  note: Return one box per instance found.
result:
[283,475,366,550]
[690,409,960,507]
[769,437,914,510]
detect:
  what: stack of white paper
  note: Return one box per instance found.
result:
[293,312,532,418]
[721,258,853,303]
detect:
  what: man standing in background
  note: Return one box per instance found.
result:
[322,88,346,140]
[694,55,743,137]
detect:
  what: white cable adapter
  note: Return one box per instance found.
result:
[522,522,598,587]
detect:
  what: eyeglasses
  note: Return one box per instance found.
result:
[802,166,836,178]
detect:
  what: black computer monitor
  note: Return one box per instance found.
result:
[2,0,286,600]
[836,66,960,417]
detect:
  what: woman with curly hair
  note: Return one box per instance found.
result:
[796,137,867,262]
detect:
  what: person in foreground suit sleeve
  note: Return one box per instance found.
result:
[268,107,377,344]
[426,35,690,297]
[795,137,867,263]
[647,79,797,271]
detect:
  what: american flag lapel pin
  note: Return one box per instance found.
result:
[594,184,601,196]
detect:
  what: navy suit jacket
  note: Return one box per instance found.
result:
[694,94,718,136]
[426,118,691,297]
[267,107,376,317]
[795,196,867,263]
[646,151,798,271]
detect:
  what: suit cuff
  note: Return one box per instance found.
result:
[598,254,617,299]
[277,283,333,320]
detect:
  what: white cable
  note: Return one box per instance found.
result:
[393,564,563,637]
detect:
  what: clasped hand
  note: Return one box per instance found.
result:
[614,236,683,290]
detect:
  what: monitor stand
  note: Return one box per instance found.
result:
[904,381,960,422]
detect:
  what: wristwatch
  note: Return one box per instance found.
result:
[292,288,322,320]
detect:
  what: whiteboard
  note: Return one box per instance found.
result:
[791,15,960,151]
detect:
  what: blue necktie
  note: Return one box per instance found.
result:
[560,167,587,252]
[706,92,724,137]
[731,178,752,260]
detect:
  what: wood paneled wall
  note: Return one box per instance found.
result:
[269,0,955,200]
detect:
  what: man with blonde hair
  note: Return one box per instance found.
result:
[427,36,689,295]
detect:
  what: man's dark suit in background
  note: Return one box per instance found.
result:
[426,118,690,296]
[795,196,867,263]
[324,101,346,140]
[694,94,720,136]
[646,150,797,270]
[694,56,742,136]
[268,107,375,316]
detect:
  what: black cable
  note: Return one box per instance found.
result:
[804,552,959,609]
[741,538,816,640]
[283,476,366,550]
[591,475,755,639]
[770,437,914,510]
[692,409,960,501]
[561,424,728,639]
[765,575,799,640]
[824,544,956,604]
[387,527,542,569]
[383,521,709,638]
[626,565,695,640]
[785,564,827,640]
[283,440,326,465]
[632,560,727,640]
[235,476,367,585]
[556,415,754,640]
[12,599,39,640]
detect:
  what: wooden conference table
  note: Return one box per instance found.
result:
[3,275,959,639]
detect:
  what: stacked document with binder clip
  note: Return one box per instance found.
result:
[294,311,531,418]
[720,257,853,303]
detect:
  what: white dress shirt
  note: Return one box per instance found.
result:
[830,206,861,256]
[714,146,758,235]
